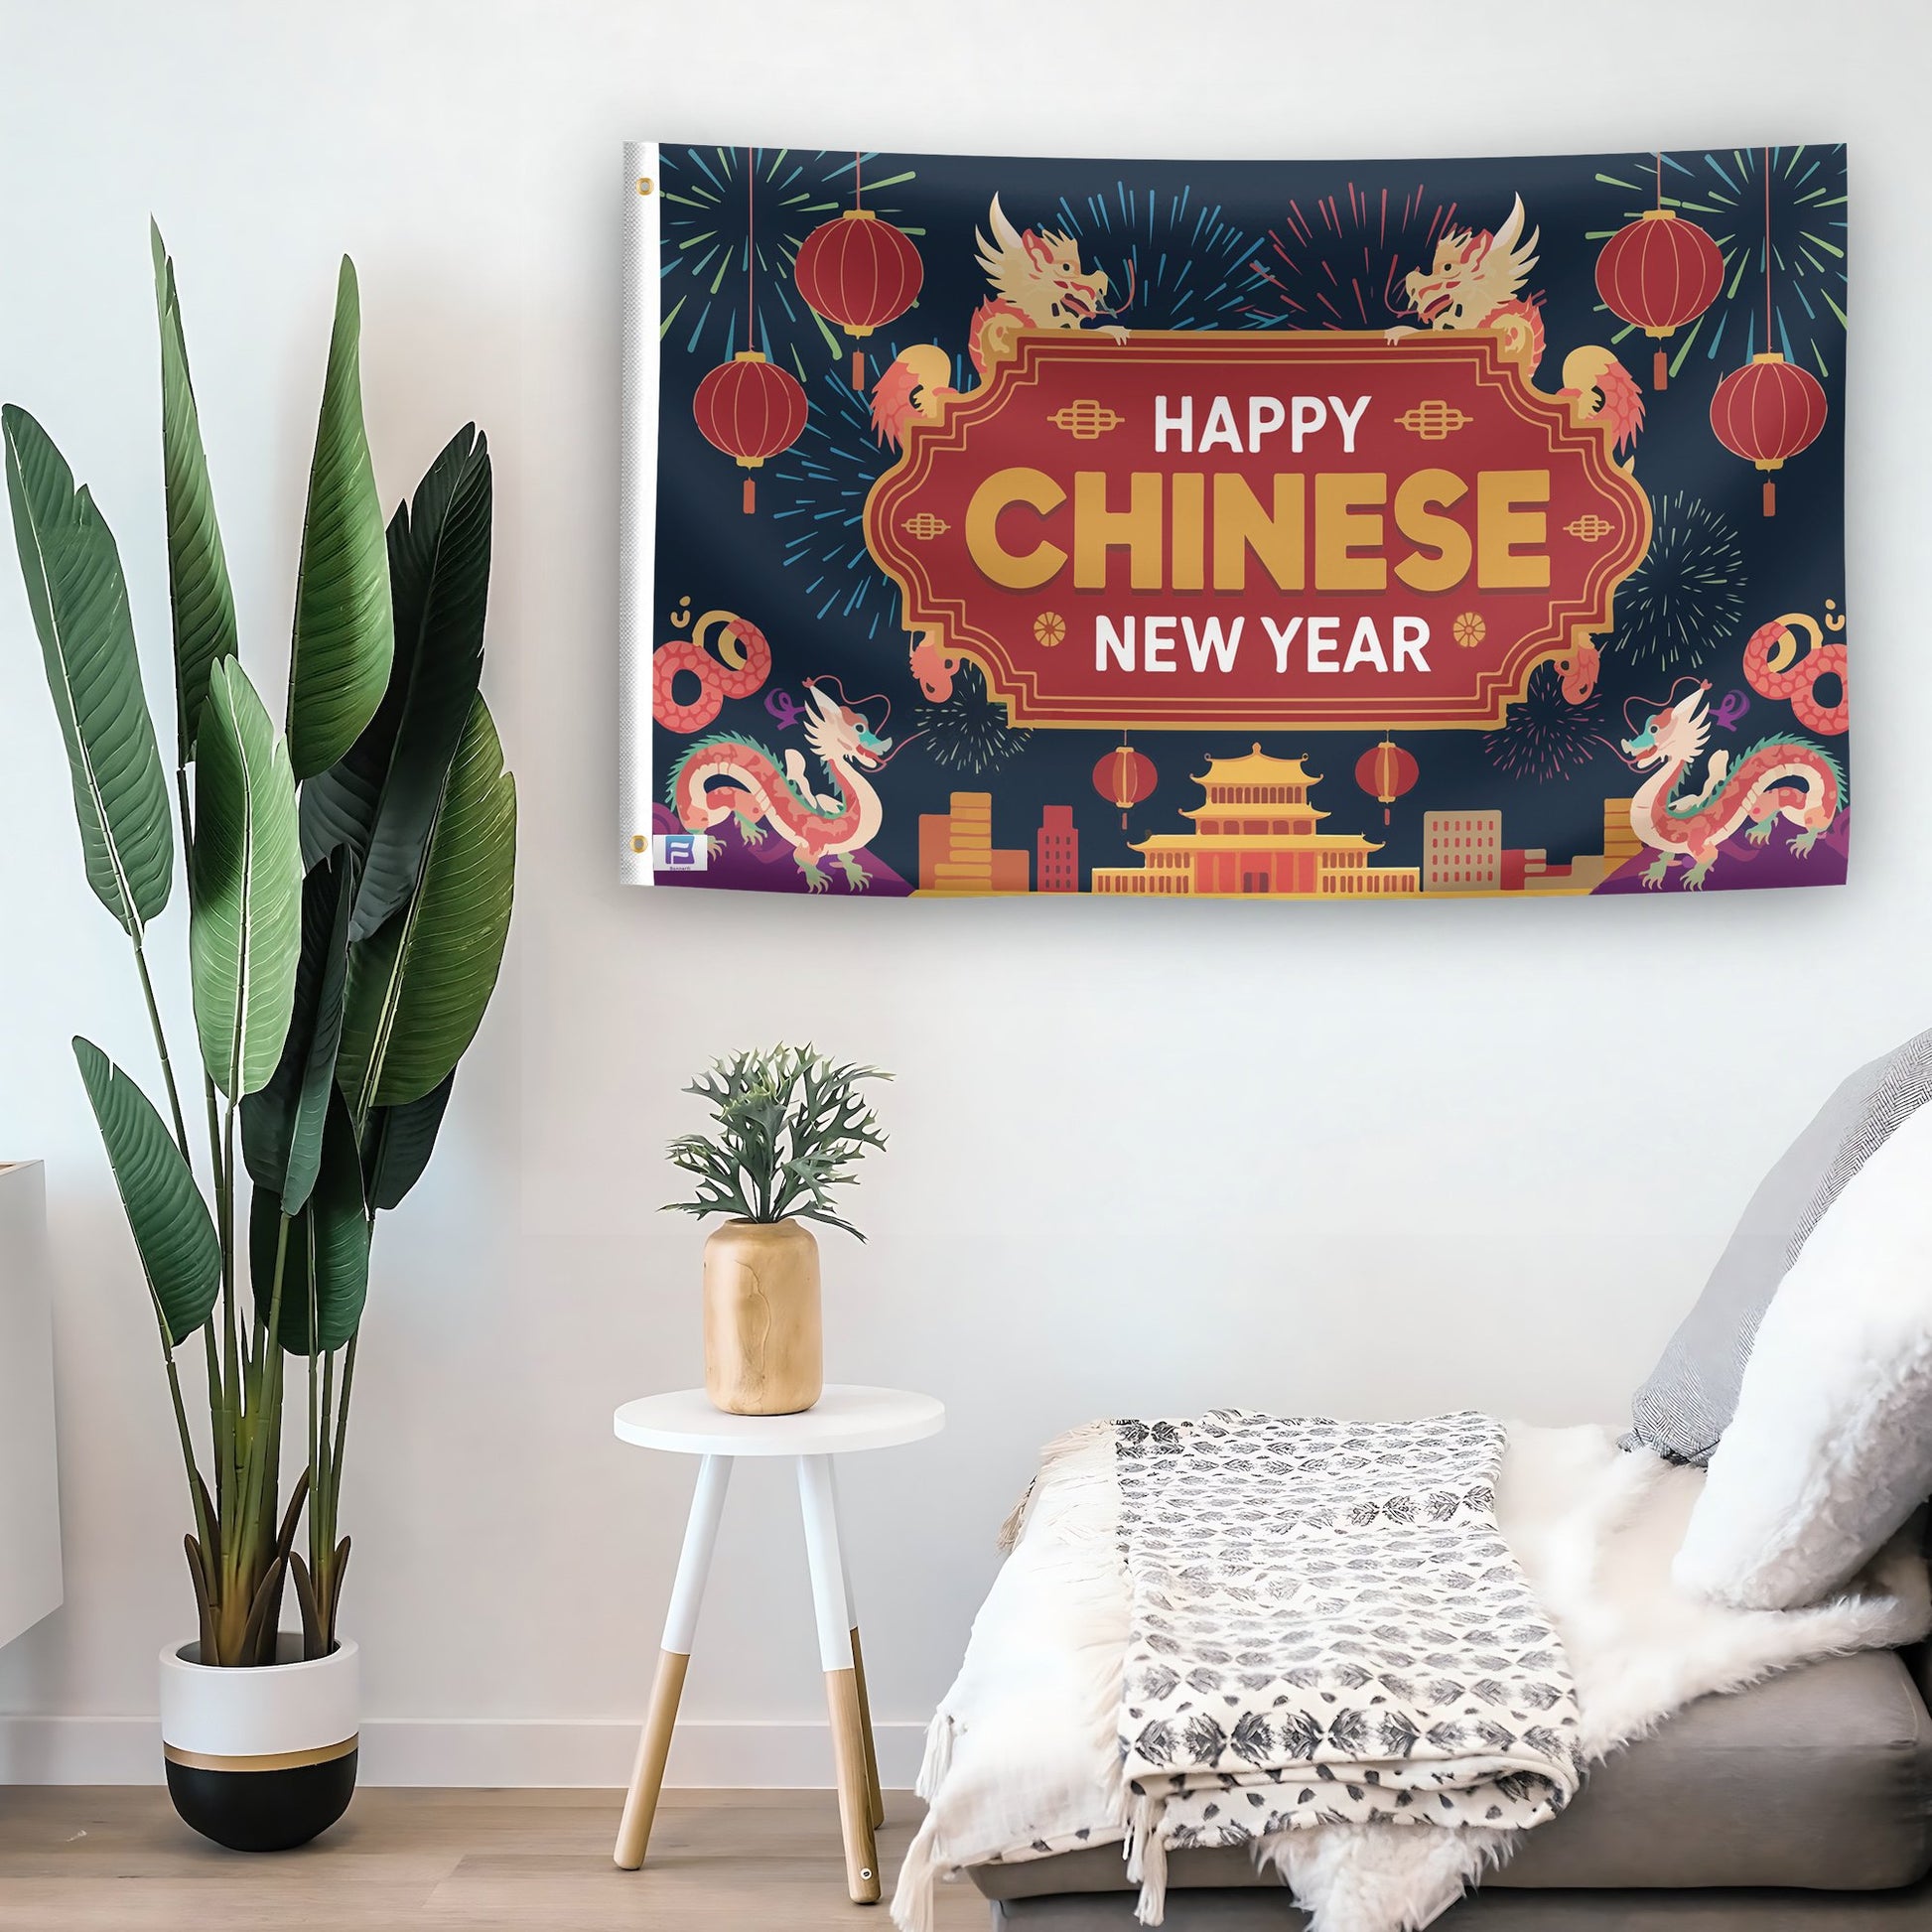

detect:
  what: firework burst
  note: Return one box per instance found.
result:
[767,346,972,640]
[1591,147,1847,379]
[658,148,919,374]
[1247,183,1459,329]
[1611,491,1744,677]
[1042,183,1267,330]
[912,661,1033,774]
[1485,661,1611,782]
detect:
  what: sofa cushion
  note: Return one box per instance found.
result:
[1670,1083,1932,1608]
[969,1651,1932,1899]
[1624,1029,1932,1466]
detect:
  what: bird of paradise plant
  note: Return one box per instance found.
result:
[4,227,514,1665]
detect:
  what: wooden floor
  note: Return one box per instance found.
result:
[0,1787,987,1930]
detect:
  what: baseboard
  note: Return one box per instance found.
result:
[0,1715,929,1788]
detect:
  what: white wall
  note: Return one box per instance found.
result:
[0,0,1925,1786]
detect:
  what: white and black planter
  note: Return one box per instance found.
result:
[159,1636,358,1852]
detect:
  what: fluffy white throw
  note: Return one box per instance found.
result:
[893,1422,1930,1932]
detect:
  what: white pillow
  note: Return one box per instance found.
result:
[1673,1097,1932,1610]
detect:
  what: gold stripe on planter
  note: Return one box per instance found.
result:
[163,1735,358,1774]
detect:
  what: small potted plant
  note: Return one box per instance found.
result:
[665,1045,889,1415]
[6,229,514,1851]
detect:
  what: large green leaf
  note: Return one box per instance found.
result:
[362,1070,455,1212]
[241,848,354,1212]
[3,405,174,936]
[151,224,237,762]
[250,1088,369,1355]
[190,658,303,1099]
[287,258,392,780]
[339,695,514,1115]
[301,426,490,940]
[73,1036,219,1347]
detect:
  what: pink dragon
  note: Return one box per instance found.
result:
[1620,682,1844,891]
[1743,610,1848,737]
[667,679,893,893]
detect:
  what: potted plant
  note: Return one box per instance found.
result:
[4,227,514,1851]
[665,1045,889,1415]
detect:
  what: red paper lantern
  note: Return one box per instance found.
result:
[1594,208,1724,391]
[1354,736,1418,826]
[795,208,924,390]
[1710,351,1828,518]
[1092,742,1157,829]
[693,349,808,514]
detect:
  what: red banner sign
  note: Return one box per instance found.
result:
[866,331,1650,731]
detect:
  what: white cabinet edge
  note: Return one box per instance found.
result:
[0,1162,63,1648]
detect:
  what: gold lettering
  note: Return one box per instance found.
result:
[1314,473,1387,592]
[1210,473,1305,591]
[964,467,1066,589]
[1074,471,1164,591]
[1393,469,1471,593]
[1171,473,1205,592]
[1477,470,1550,588]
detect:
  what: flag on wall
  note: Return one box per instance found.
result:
[619,142,1849,900]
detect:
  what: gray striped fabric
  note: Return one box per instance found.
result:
[1625,1028,1932,1465]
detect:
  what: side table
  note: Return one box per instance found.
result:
[610,1384,945,1903]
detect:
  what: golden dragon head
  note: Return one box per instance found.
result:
[976,195,1115,328]
[1404,195,1539,329]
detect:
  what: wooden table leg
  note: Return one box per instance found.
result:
[829,1461,885,1830]
[848,1626,885,1832]
[615,1453,733,1869]
[798,1453,881,1904]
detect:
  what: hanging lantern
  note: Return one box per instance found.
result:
[693,349,808,514]
[1354,735,1418,826]
[1595,215,1723,392]
[1092,740,1157,829]
[692,149,810,512]
[1709,147,1830,518]
[796,211,924,390]
[1710,352,1827,518]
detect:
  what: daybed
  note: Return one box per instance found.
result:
[972,1644,1932,1925]
[905,1028,1932,1932]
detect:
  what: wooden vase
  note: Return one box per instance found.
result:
[702,1219,823,1416]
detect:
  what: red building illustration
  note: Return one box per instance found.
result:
[1036,805,1079,893]
[1091,746,1419,897]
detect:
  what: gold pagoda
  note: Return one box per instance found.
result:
[1090,745,1420,898]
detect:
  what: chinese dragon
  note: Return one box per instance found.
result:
[1620,681,1844,891]
[666,678,894,893]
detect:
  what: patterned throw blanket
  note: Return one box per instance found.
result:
[1114,1412,1584,1917]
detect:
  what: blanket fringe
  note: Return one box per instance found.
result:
[914,1711,954,1804]
[999,1419,1113,1554]
[1124,1790,1170,1926]
[890,1812,943,1932]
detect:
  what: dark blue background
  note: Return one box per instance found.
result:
[651,144,1847,890]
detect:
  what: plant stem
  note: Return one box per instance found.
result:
[221,1211,289,1662]
[307,1327,321,1550]
[321,1334,356,1649]
[241,1213,290,1557]
[220,1096,239,1425]
[330,1334,355,1524]
[201,1076,231,1518]
[313,1345,337,1634]
[129,937,191,1166]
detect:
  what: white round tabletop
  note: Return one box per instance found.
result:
[613,1384,945,1457]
